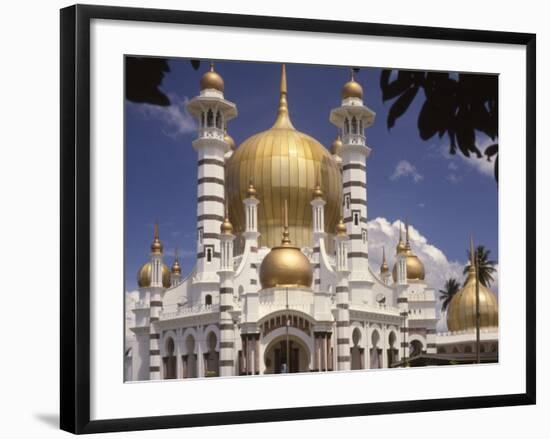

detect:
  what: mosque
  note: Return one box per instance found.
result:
[126,63,499,381]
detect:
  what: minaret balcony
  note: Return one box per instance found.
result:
[342,133,366,146]
[198,127,225,141]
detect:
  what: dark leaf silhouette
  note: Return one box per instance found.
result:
[126,57,171,106]
[439,278,461,312]
[380,68,498,182]
[190,59,201,70]
[463,245,497,287]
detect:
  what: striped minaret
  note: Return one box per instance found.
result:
[395,222,408,285]
[149,223,164,380]
[187,63,237,290]
[311,180,326,292]
[329,69,376,284]
[334,218,351,371]
[218,210,236,376]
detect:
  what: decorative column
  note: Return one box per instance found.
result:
[243,181,260,249]
[218,212,236,376]
[334,218,351,371]
[149,223,164,380]
[311,182,326,292]
[187,63,237,299]
[329,69,376,284]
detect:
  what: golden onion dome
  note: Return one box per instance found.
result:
[220,215,234,235]
[259,201,313,289]
[392,223,425,281]
[200,62,224,92]
[137,261,171,288]
[335,217,347,236]
[171,257,181,275]
[330,135,343,156]
[341,70,363,100]
[151,223,163,254]
[246,181,257,198]
[224,132,236,150]
[312,183,324,199]
[226,64,342,249]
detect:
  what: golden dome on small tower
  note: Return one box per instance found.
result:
[341,69,363,100]
[200,62,224,92]
[171,252,181,275]
[335,217,347,236]
[259,201,313,289]
[392,221,425,281]
[224,132,236,150]
[447,238,499,332]
[137,261,171,288]
[151,222,163,254]
[330,135,343,156]
[220,210,234,235]
[312,182,324,199]
[246,180,257,198]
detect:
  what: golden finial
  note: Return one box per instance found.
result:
[469,235,476,274]
[221,203,233,235]
[151,221,163,254]
[336,216,347,236]
[381,247,389,273]
[312,166,323,199]
[171,248,181,274]
[246,179,257,198]
[200,61,224,92]
[396,220,406,254]
[405,218,412,251]
[273,64,295,129]
[341,67,363,100]
[281,199,291,245]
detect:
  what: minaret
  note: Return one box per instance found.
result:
[329,69,376,285]
[149,222,164,380]
[243,181,260,247]
[218,209,236,376]
[311,177,326,292]
[187,63,237,299]
[380,247,391,285]
[170,248,181,287]
[395,222,408,285]
[334,218,351,371]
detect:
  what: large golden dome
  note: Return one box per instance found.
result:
[447,245,499,332]
[225,64,342,250]
[259,201,313,289]
[137,261,171,288]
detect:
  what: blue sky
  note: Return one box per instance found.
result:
[125,59,498,292]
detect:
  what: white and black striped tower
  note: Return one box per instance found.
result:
[311,180,326,292]
[170,248,182,287]
[218,210,236,376]
[149,223,164,380]
[394,222,408,285]
[329,69,376,285]
[394,222,410,364]
[334,218,351,371]
[187,63,237,299]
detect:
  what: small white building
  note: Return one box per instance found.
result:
[126,64,495,381]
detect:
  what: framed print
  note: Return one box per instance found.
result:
[60,4,536,434]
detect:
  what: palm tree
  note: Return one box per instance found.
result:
[439,278,461,312]
[463,245,497,287]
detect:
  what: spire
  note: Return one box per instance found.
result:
[405,218,412,251]
[396,220,406,254]
[221,202,233,235]
[246,179,257,198]
[469,235,476,275]
[380,247,389,273]
[171,247,181,274]
[151,221,163,254]
[272,64,295,129]
[312,166,324,199]
[281,199,292,245]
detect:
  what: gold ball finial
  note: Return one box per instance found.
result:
[151,222,163,254]
[341,68,363,100]
[220,205,233,235]
[171,249,181,275]
[200,62,224,92]
[312,183,324,199]
[330,135,343,156]
[336,217,347,236]
[224,132,236,150]
[246,180,257,198]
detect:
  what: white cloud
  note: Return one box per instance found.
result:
[390,160,423,183]
[441,135,497,179]
[447,173,462,184]
[129,93,196,139]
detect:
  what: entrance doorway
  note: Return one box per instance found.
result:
[264,336,310,374]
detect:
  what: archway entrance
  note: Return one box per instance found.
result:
[264,336,310,374]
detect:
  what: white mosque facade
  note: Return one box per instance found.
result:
[126,64,498,381]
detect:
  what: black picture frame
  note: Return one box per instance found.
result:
[60,4,536,434]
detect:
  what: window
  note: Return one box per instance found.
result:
[198,227,203,244]
[344,194,351,210]
[201,112,205,127]
[351,116,357,134]
[344,118,350,134]
[206,109,214,127]
[352,210,360,226]
[205,294,212,306]
[205,246,213,262]
[215,111,222,129]
[362,229,367,243]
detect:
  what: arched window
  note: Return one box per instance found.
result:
[370,330,381,369]
[351,328,363,370]
[410,340,423,357]
[206,109,214,127]
[344,118,350,134]
[183,335,197,378]
[201,112,206,127]
[163,337,176,379]
[205,294,212,306]
[205,332,219,377]
[351,117,358,134]
[215,111,222,129]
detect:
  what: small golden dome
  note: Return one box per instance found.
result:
[137,261,171,288]
[341,70,363,100]
[312,183,324,199]
[246,181,257,198]
[151,223,163,254]
[220,216,233,235]
[392,222,425,281]
[224,132,236,150]
[335,217,347,236]
[259,200,313,289]
[200,62,224,92]
[171,258,181,275]
[331,135,343,155]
